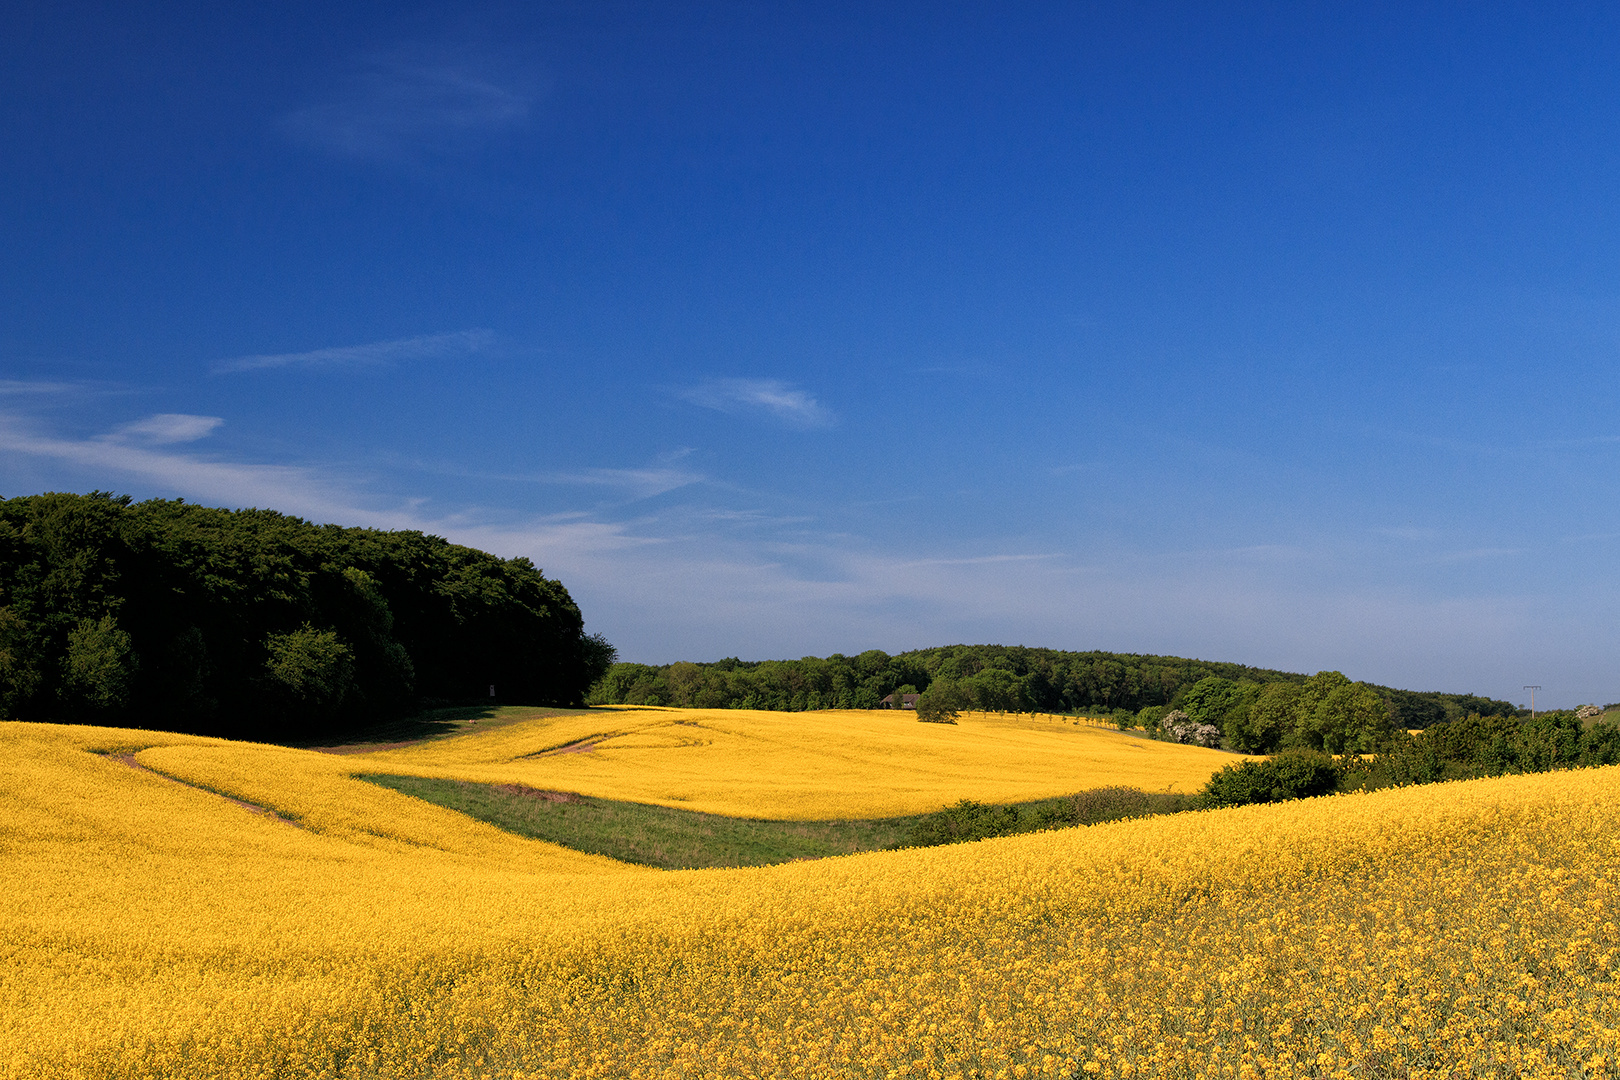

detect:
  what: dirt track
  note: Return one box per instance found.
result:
[105,752,305,827]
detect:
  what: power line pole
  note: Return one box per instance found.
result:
[1524,685,1541,719]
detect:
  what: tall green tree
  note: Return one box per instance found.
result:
[1179,676,1258,733]
[263,623,355,722]
[1226,681,1301,753]
[59,614,136,716]
[1290,671,1391,754]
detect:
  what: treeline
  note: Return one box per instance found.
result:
[588,644,1519,730]
[0,492,614,739]
[1205,709,1620,807]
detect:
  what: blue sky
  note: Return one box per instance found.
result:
[4,3,1620,706]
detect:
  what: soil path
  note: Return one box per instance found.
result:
[106,752,305,828]
[528,737,603,758]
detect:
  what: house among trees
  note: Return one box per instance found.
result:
[879,693,920,709]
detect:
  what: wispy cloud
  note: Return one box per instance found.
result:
[2,408,1607,707]
[678,379,834,429]
[453,512,1545,700]
[213,330,492,374]
[1435,546,1525,563]
[282,44,537,160]
[0,415,389,525]
[109,414,224,445]
[1375,526,1441,542]
[0,379,78,396]
[549,467,706,500]
[895,553,1062,567]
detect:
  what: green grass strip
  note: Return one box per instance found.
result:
[358,774,927,869]
[358,775,1195,870]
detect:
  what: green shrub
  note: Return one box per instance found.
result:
[904,799,1021,846]
[1581,719,1620,767]
[1201,750,1340,808]
[1033,786,1194,827]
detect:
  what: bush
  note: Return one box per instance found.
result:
[1162,709,1222,748]
[1033,786,1194,827]
[1201,750,1341,808]
[904,800,1022,846]
[1582,720,1620,766]
[1365,730,1446,786]
[1135,705,1169,734]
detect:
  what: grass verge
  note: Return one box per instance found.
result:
[359,775,1196,869]
[359,774,925,868]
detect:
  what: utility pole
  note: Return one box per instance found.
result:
[1524,685,1541,719]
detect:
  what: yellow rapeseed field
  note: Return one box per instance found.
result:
[349,705,1246,818]
[4,716,1619,1079]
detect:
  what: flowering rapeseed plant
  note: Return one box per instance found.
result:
[3,717,1616,1079]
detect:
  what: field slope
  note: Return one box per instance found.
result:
[4,716,1618,1079]
[344,704,1248,818]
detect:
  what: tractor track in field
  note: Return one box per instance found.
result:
[101,751,306,828]
[523,735,612,758]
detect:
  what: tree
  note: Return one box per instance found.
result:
[0,492,614,735]
[577,633,618,698]
[1290,672,1391,754]
[1227,681,1301,753]
[59,614,136,717]
[263,624,356,723]
[1179,676,1259,733]
[915,680,969,724]
[0,607,42,720]
[963,667,1020,712]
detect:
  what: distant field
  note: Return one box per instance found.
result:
[6,715,1619,1079]
[347,704,1251,818]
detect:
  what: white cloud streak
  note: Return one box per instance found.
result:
[547,467,705,499]
[110,414,223,445]
[213,330,492,374]
[0,415,394,525]
[678,379,834,428]
[454,514,1545,703]
[0,380,78,396]
[282,46,536,160]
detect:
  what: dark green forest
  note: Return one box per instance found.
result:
[0,492,615,738]
[587,644,1521,731]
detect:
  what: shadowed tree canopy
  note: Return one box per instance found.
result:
[0,492,615,738]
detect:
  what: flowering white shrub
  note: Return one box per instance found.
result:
[1162,709,1222,748]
